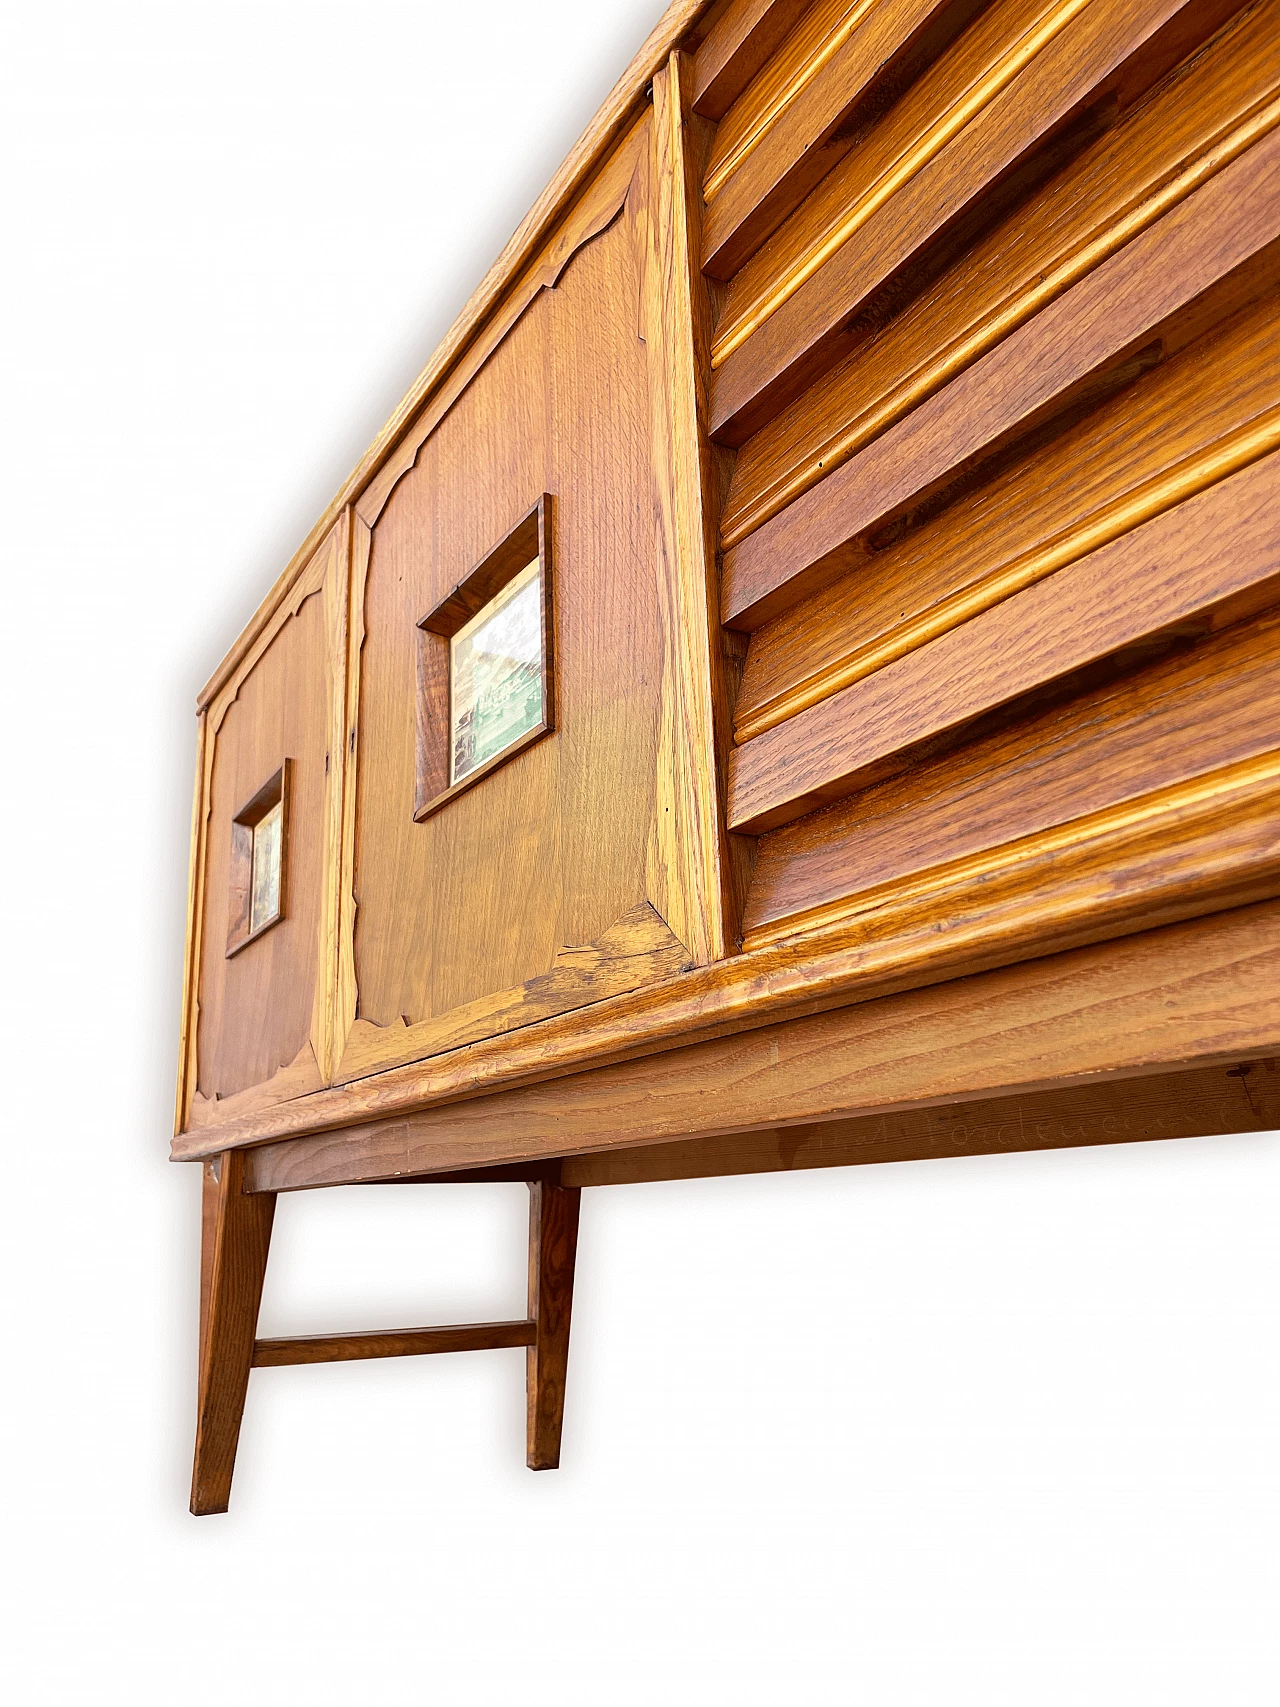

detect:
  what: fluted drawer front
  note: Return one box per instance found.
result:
[693,0,1280,953]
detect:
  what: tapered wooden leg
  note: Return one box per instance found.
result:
[190,1149,276,1515]
[526,1180,581,1470]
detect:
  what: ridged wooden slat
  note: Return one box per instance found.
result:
[709,0,1238,442]
[721,122,1280,628]
[740,606,1280,943]
[701,0,980,280]
[728,445,1280,833]
[721,0,1280,551]
[712,0,1079,333]
[734,294,1280,741]
[702,0,872,200]
[693,0,818,121]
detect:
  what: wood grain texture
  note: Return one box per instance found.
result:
[175,710,208,1135]
[194,522,345,1106]
[311,512,351,1083]
[702,0,874,198]
[252,1320,536,1367]
[173,0,1280,1508]
[197,1159,219,1384]
[189,1041,325,1130]
[333,512,366,1088]
[190,1149,276,1516]
[734,293,1280,742]
[176,739,1280,1165]
[356,126,648,532]
[641,56,734,965]
[234,900,1280,1189]
[333,86,733,1089]
[351,188,661,1037]
[722,123,1280,627]
[741,606,1280,942]
[712,0,1098,360]
[728,435,1280,832]
[721,0,1280,549]
[563,1059,1280,1184]
[195,0,720,713]
[702,0,983,280]
[710,0,1241,443]
[338,903,689,1083]
[526,1182,581,1470]
[693,0,817,120]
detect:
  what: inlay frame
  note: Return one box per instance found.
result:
[413,494,555,822]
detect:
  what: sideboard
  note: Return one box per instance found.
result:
[174,0,1280,1512]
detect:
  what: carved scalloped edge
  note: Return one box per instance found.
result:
[336,900,691,1086]
[355,117,650,533]
[198,0,719,712]
[187,1040,325,1129]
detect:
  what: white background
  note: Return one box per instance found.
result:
[3,3,1278,1702]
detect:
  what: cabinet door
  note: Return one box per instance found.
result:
[333,109,719,1087]
[182,520,346,1128]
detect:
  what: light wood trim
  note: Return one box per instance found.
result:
[337,903,689,1085]
[182,522,346,1123]
[195,0,719,713]
[641,55,731,965]
[710,0,1091,367]
[703,0,877,199]
[562,1060,1280,1184]
[188,1042,326,1131]
[311,510,351,1082]
[251,1320,536,1367]
[172,782,1280,1162]
[743,749,1280,949]
[334,513,369,1076]
[234,899,1280,1190]
[693,0,816,119]
[174,709,209,1135]
[720,88,1280,552]
[733,410,1280,745]
[721,126,1280,628]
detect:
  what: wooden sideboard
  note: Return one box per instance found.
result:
[174,0,1280,1512]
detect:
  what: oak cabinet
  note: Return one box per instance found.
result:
[176,0,1280,1513]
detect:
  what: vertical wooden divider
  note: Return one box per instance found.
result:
[310,508,353,1085]
[333,510,370,1080]
[643,51,735,964]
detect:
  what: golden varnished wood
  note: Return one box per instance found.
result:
[177,0,1280,1508]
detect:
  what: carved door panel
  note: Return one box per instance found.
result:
[183,519,347,1128]
[333,105,720,1087]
